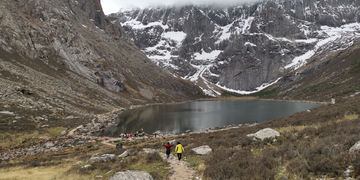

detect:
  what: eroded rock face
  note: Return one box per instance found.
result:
[113,0,360,95]
[109,170,153,180]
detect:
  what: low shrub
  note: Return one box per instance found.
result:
[145,152,163,163]
[351,151,360,177]
[203,148,278,180]
[286,158,310,178]
[149,171,163,180]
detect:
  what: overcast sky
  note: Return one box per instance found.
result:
[100,0,261,15]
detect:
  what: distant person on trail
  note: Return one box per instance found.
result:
[164,142,173,159]
[175,142,185,162]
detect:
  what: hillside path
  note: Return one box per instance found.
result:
[143,148,196,180]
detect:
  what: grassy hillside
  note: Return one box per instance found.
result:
[259,39,360,103]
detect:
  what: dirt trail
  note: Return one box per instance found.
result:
[68,130,197,180]
[143,148,196,180]
[97,142,196,179]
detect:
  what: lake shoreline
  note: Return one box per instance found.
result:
[89,98,323,137]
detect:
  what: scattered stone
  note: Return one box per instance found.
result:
[350,141,360,152]
[60,130,67,135]
[81,164,92,169]
[95,175,103,178]
[39,136,50,141]
[50,147,59,151]
[185,130,191,133]
[109,170,153,180]
[119,149,132,158]
[89,154,116,163]
[190,145,212,155]
[247,128,280,141]
[168,139,177,145]
[137,132,146,137]
[0,111,15,115]
[44,142,55,148]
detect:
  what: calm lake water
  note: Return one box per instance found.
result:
[102,100,321,136]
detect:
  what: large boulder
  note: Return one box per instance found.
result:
[89,154,116,163]
[350,141,360,152]
[190,145,212,155]
[109,170,153,180]
[247,128,280,141]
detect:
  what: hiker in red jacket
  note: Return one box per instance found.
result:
[164,142,173,159]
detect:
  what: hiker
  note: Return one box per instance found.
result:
[175,142,185,161]
[164,142,173,159]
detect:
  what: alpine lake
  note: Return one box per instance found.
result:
[101,100,321,137]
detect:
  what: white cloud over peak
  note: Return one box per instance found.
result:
[101,0,262,15]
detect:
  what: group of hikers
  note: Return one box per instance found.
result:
[120,132,138,140]
[164,142,185,161]
[120,128,144,140]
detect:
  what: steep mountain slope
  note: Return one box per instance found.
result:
[0,0,202,132]
[112,0,360,96]
[271,38,360,102]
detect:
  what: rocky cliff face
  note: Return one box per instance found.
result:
[0,0,202,132]
[112,0,360,96]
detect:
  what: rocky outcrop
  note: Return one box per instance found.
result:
[112,0,360,95]
[109,170,153,180]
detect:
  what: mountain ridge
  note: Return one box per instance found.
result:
[0,0,203,132]
[112,0,360,96]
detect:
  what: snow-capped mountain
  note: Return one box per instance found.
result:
[110,0,360,96]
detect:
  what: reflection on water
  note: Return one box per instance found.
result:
[102,100,321,137]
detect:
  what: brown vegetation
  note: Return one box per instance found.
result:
[135,95,360,179]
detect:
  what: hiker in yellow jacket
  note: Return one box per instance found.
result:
[175,142,185,161]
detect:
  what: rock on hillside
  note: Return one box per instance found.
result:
[247,128,280,140]
[191,145,213,155]
[112,0,360,96]
[109,170,153,180]
[0,0,202,132]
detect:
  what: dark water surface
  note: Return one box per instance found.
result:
[103,100,321,136]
